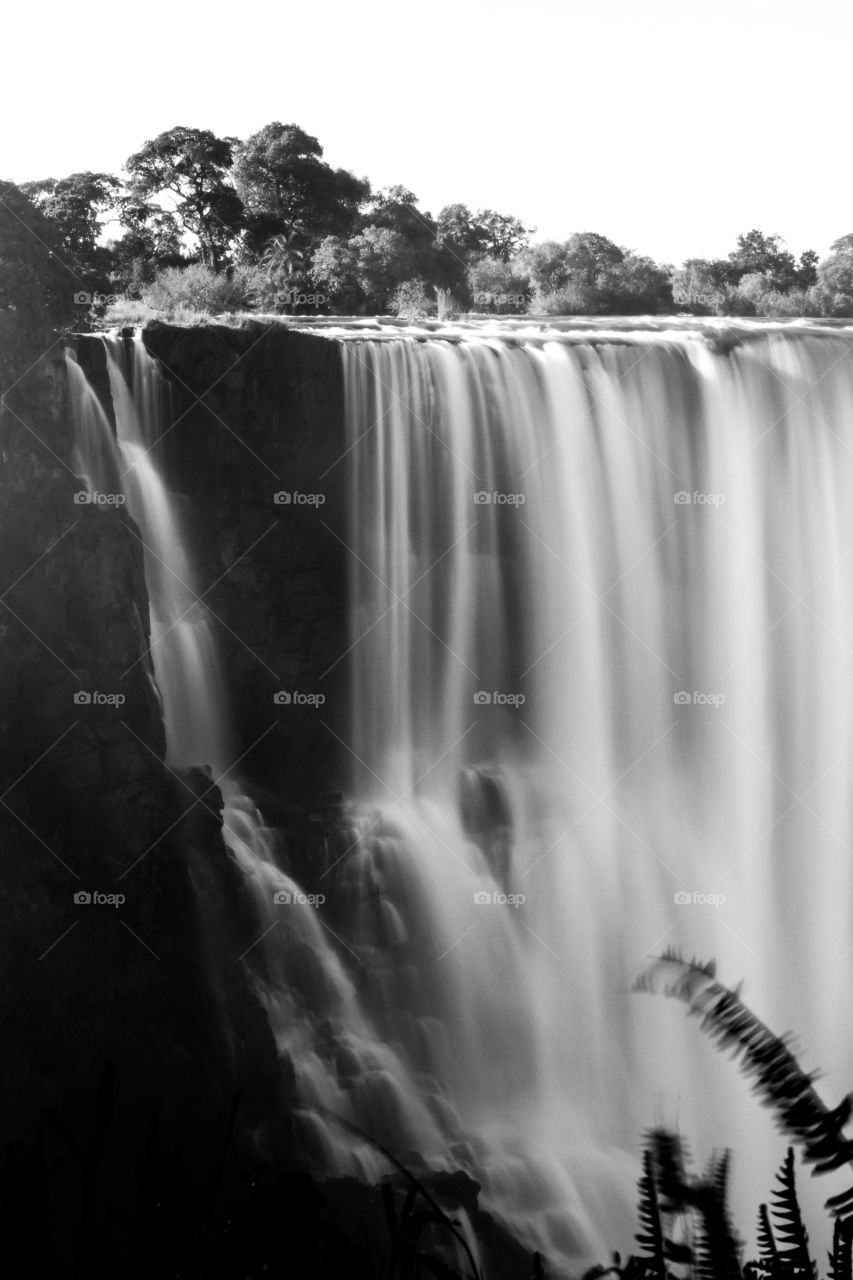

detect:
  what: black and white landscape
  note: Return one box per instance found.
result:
[3,4,853,1277]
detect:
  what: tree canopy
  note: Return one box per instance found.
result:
[125,127,244,270]
[9,119,851,319]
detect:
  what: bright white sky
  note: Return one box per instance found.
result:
[5,0,851,265]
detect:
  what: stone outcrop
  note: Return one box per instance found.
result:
[0,190,280,1155]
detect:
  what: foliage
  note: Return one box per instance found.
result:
[125,127,244,270]
[467,256,531,312]
[0,181,75,383]
[13,123,853,316]
[19,172,118,282]
[140,264,259,316]
[633,950,853,1200]
[310,224,459,313]
[232,122,369,258]
[437,204,533,263]
[727,230,799,291]
[108,195,185,291]
[520,233,672,314]
[817,238,853,316]
[391,278,437,318]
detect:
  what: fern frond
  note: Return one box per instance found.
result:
[634,952,853,1194]
[828,1214,853,1280]
[769,1148,817,1278]
[756,1203,777,1263]
[691,1151,743,1280]
[635,1148,667,1279]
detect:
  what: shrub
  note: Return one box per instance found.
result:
[390,278,437,319]
[140,264,258,316]
[467,257,531,313]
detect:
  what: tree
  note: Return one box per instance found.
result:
[437,204,533,265]
[0,182,74,384]
[520,232,641,312]
[796,248,819,289]
[671,258,734,312]
[467,256,531,313]
[605,254,673,313]
[436,203,486,258]
[728,229,798,291]
[110,195,185,290]
[364,185,431,240]
[474,209,534,261]
[125,127,243,270]
[232,122,369,257]
[309,235,366,312]
[313,226,420,312]
[817,239,853,316]
[19,172,118,279]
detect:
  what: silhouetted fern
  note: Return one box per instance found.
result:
[828,1214,853,1280]
[635,1148,667,1278]
[754,1202,779,1274]
[633,950,853,1214]
[768,1148,816,1278]
[691,1151,743,1280]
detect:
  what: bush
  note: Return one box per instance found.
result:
[390,278,437,319]
[532,282,602,315]
[140,264,258,316]
[467,257,530,313]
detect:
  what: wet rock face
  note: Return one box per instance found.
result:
[137,320,350,803]
[0,202,279,1151]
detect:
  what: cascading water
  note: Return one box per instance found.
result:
[66,332,487,1274]
[334,319,853,1264]
[67,320,853,1276]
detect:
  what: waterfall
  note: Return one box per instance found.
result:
[337,321,853,1263]
[66,321,853,1275]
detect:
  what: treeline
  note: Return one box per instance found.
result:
[15,122,853,318]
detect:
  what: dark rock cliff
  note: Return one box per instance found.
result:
[0,191,280,1159]
[139,319,349,801]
